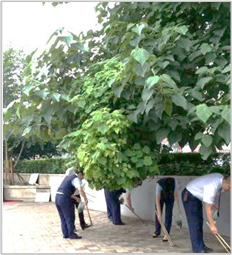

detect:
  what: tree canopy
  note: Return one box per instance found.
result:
[3,2,230,190]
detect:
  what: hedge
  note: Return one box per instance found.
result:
[15,153,230,176]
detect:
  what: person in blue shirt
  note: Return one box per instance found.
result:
[104,188,126,225]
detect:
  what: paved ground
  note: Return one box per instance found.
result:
[2,201,230,253]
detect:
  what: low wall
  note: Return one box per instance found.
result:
[8,173,231,237]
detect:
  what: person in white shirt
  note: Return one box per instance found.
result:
[65,167,91,230]
[55,168,88,239]
[182,173,230,253]
[153,177,181,241]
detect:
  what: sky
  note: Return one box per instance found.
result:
[2,2,100,54]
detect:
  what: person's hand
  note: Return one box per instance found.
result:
[212,204,218,211]
[85,199,88,205]
[210,224,218,235]
[157,213,162,222]
[76,197,81,203]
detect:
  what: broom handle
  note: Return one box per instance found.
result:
[125,204,144,223]
[155,209,174,246]
[206,221,230,253]
[86,204,93,226]
[216,233,231,251]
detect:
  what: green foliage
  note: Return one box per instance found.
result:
[59,108,159,190]
[15,158,70,174]
[4,2,231,190]
[15,153,230,177]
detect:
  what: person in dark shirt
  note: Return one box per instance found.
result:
[153,177,181,241]
[55,168,88,239]
[104,188,126,225]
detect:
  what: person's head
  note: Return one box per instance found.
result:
[76,168,84,180]
[222,176,230,191]
[133,178,143,188]
[65,167,75,177]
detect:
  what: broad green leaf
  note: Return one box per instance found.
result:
[143,156,153,166]
[175,25,188,35]
[196,66,208,75]
[23,85,34,96]
[131,48,150,65]
[199,144,213,160]
[191,90,204,101]
[143,146,150,154]
[142,88,153,103]
[146,76,159,89]
[169,119,178,131]
[128,109,140,123]
[194,132,203,140]
[221,107,230,124]
[202,135,213,147]
[164,98,172,116]
[145,98,156,115]
[133,143,141,150]
[161,74,177,88]
[172,94,187,110]
[168,131,182,145]
[218,124,230,144]
[114,85,124,98]
[155,128,169,144]
[97,157,107,165]
[222,64,231,74]
[132,24,145,35]
[55,128,67,140]
[52,93,61,102]
[22,127,32,136]
[200,43,212,55]
[134,63,150,77]
[34,90,50,99]
[196,77,213,89]
[196,104,213,123]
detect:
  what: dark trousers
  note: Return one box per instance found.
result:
[104,189,122,224]
[182,188,205,253]
[73,194,86,227]
[55,194,75,238]
[155,198,174,235]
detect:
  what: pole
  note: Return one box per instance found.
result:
[86,204,93,226]
[155,209,174,247]
[125,204,144,223]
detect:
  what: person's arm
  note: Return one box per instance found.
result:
[174,192,181,214]
[126,192,134,212]
[205,202,218,235]
[78,186,88,205]
[71,194,81,203]
[155,194,162,222]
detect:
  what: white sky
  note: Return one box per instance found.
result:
[2,2,100,54]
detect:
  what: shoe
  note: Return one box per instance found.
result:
[114,222,125,225]
[81,224,91,230]
[204,246,213,252]
[199,250,210,253]
[162,239,168,242]
[152,233,160,238]
[63,236,69,239]
[69,234,82,239]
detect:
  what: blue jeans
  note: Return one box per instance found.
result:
[182,188,205,253]
[155,198,174,235]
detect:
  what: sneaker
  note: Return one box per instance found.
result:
[152,233,160,238]
[81,224,91,230]
[69,234,82,239]
[114,222,125,225]
[204,246,213,252]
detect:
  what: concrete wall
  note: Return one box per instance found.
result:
[10,173,230,236]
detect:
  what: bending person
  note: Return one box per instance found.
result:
[153,177,181,241]
[182,173,230,253]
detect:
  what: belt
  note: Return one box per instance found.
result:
[56,192,64,195]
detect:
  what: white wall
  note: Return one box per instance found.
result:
[84,176,230,237]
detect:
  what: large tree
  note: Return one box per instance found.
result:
[4,2,230,189]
